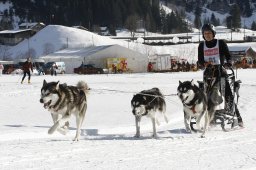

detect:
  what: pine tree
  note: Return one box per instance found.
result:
[244,0,253,17]
[210,13,218,26]
[194,15,201,29]
[228,4,241,30]
[251,21,256,31]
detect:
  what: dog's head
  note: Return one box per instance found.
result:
[131,93,148,117]
[40,80,60,109]
[177,80,196,104]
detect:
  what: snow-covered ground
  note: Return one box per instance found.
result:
[0,69,256,170]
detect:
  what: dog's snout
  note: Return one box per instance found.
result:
[40,98,44,103]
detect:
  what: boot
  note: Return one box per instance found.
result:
[238,117,244,127]
[28,80,30,84]
[21,81,23,84]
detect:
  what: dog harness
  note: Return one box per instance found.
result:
[184,97,197,114]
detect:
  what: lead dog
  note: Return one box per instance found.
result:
[40,80,89,141]
[131,88,168,138]
[177,80,209,138]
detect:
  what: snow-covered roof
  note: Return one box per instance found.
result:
[228,46,252,52]
[19,22,45,27]
[0,29,32,34]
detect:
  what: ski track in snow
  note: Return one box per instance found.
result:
[0,71,256,170]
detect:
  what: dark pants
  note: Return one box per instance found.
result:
[51,69,57,76]
[22,71,31,81]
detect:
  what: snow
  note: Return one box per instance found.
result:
[1,69,256,170]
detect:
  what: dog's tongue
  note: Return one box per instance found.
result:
[43,104,47,109]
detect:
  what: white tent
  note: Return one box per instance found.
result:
[40,44,148,73]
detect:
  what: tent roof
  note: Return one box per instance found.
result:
[41,45,114,59]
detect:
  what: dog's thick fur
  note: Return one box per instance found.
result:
[177,80,209,138]
[40,80,89,141]
[131,88,168,138]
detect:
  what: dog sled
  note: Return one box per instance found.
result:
[191,65,242,132]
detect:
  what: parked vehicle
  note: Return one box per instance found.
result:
[74,64,104,74]
[43,62,66,74]
[3,64,21,74]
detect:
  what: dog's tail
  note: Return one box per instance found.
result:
[77,81,90,94]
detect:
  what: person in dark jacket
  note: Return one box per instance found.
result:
[198,23,243,127]
[21,57,33,84]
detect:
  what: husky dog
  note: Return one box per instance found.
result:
[131,88,168,138]
[177,80,209,138]
[40,80,89,141]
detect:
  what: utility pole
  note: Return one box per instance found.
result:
[28,37,30,58]
[244,19,246,40]
[186,20,189,43]
[230,19,232,41]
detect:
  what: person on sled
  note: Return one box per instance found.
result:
[197,23,244,127]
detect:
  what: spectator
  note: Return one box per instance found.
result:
[21,58,33,84]
[0,63,4,75]
[147,62,153,72]
[51,62,58,76]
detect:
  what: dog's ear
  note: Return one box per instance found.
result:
[179,80,182,85]
[43,79,47,86]
[191,79,194,86]
[56,81,60,90]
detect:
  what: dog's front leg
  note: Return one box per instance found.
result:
[151,117,157,138]
[48,114,71,135]
[51,113,58,123]
[201,110,209,138]
[184,112,192,133]
[134,116,141,138]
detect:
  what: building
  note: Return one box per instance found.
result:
[228,45,256,61]
[40,44,148,73]
[19,22,45,32]
[0,29,34,46]
[0,22,45,46]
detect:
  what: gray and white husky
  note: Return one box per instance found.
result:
[40,80,89,141]
[177,80,209,138]
[131,88,168,138]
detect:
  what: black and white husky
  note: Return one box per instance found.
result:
[131,88,168,138]
[177,80,209,138]
[40,80,89,141]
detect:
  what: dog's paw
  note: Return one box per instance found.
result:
[152,134,158,139]
[48,123,59,134]
[48,127,55,134]
[73,137,79,141]
[185,128,192,133]
[57,128,68,135]
[134,134,140,138]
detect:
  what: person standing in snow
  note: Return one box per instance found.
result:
[21,57,33,84]
[197,23,244,127]
[51,62,58,76]
[0,63,4,75]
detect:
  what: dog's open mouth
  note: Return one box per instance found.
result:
[44,100,52,109]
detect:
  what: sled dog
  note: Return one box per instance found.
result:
[177,80,209,138]
[40,80,89,141]
[131,88,168,138]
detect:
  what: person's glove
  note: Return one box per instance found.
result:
[224,62,232,68]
